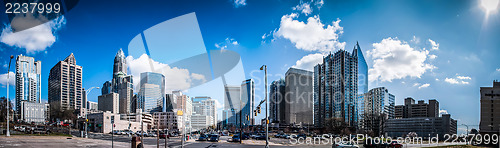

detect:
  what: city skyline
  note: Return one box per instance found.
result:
[0,0,499,134]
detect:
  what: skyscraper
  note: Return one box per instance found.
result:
[48,53,84,115]
[101,81,112,95]
[269,79,285,124]
[284,68,314,125]
[15,55,42,120]
[138,72,165,113]
[223,85,240,126]
[314,49,358,128]
[354,42,368,94]
[111,49,134,114]
[240,79,254,125]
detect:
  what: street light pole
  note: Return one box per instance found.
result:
[85,87,100,138]
[6,55,13,137]
[260,65,269,148]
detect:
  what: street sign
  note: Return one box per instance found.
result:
[177,110,183,116]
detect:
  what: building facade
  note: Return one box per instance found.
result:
[138,72,165,113]
[152,112,179,133]
[394,98,439,119]
[384,114,457,139]
[111,49,134,114]
[480,80,500,134]
[223,85,241,127]
[270,79,285,124]
[15,55,43,122]
[20,101,47,123]
[314,49,358,128]
[87,101,98,111]
[241,79,255,125]
[284,68,314,125]
[48,53,85,116]
[98,92,119,114]
[360,87,395,136]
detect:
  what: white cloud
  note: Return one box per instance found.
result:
[293,2,312,16]
[293,53,324,71]
[429,54,437,60]
[411,36,420,44]
[0,15,66,54]
[215,38,238,50]
[497,68,500,72]
[428,39,439,50]
[418,83,430,89]
[368,37,435,82]
[444,75,471,85]
[126,54,206,92]
[413,83,420,87]
[274,13,345,52]
[233,0,246,7]
[0,72,15,86]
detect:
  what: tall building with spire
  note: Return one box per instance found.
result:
[314,48,358,128]
[354,42,368,94]
[48,53,85,116]
[108,49,134,114]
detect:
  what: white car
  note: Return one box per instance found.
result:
[332,142,359,148]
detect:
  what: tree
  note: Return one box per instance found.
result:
[324,117,347,134]
[0,97,14,122]
[49,101,77,122]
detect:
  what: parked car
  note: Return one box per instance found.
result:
[197,134,208,141]
[297,134,307,138]
[230,134,241,142]
[208,134,219,142]
[255,134,269,140]
[274,133,282,138]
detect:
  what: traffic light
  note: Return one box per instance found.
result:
[257,106,261,114]
[255,112,258,116]
[246,115,249,121]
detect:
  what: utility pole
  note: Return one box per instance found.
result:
[260,65,269,148]
[6,55,13,137]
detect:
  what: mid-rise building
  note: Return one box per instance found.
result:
[191,114,211,131]
[394,98,439,119]
[152,112,179,133]
[87,111,148,133]
[269,79,285,124]
[87,101,98,111]
[15,55,44,122]
[48,53,85,116]
[384,114,457,139]
[284,68,314,125]
[314,49,358,128]
[20,101,47,123]
[480,80,500,134]
[98,93,119,114]
[192,96,217,126]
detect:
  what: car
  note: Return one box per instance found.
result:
[255,134,269,140]
[274,134,282,138]
[208,134,219,142]
[230,134,241,142]
[197,134,209,141]
[333,142,359,148]
[389,141,403,148]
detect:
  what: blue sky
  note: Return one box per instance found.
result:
[0,0,499,134]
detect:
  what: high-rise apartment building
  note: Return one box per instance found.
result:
[360,87,395,135]
[314,49,358,128]
[241,79,255,125]
[480,80,500,134]
[15,55,43,122]
[48,53,85,116]
[284,68,314,125]
[270,79,285,124]
[138,72,165,113]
